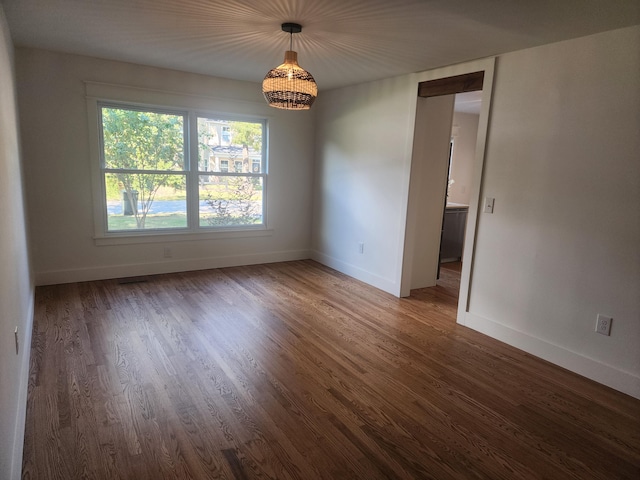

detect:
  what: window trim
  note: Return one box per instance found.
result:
[86,82,271,245]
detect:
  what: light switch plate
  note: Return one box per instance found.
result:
[483,197,495,214]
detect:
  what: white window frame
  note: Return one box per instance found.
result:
[99,102,190,232]
[86,82,271,246]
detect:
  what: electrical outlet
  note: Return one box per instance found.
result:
[595,314,612,336]
[358,242,364,254]
[163,247,172,258]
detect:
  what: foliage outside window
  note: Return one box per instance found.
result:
[99,104,266,233]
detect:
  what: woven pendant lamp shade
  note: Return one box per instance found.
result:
[263,51,317,110]
[262,23,318,110]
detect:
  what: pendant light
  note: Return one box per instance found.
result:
[262,23,318,110]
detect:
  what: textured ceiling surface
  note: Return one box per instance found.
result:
[3,0,639,91]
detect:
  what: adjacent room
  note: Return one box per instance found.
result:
[1,1,639,479]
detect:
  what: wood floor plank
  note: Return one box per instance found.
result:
[22,260,640,479]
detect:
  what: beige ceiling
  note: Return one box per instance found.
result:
[3,0,639,91]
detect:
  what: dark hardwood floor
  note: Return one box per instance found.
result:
[22,260,640,479]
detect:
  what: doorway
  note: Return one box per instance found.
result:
[399,60,495,328]
[437,91,482,295]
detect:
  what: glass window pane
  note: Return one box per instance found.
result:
[105,173,187,230]
[199,175,263,227]
[197,117,263,173]
[101,107,185,170]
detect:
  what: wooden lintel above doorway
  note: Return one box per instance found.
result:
[418,71,484,98]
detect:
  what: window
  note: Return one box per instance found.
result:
[221,126,231,144]
[98,103,266,234]
[196,115,265,228]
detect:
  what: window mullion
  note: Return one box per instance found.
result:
[104,168,188,175]
[187,111,200,230]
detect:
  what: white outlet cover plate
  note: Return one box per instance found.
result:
[596,314,612,336]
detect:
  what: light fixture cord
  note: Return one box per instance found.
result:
[289,29,293,51]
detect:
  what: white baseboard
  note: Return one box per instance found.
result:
[311,250,399,296]
[462,312,640,400]
[35,249,311,285]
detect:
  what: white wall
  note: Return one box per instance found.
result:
[448,111,479,205]
[312,75,418,295]
[0,7,34,480]
[465,25,640,398]
[16,48,315,285]
[313,25,640,398]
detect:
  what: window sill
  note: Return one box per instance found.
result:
[94,227,273,246]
